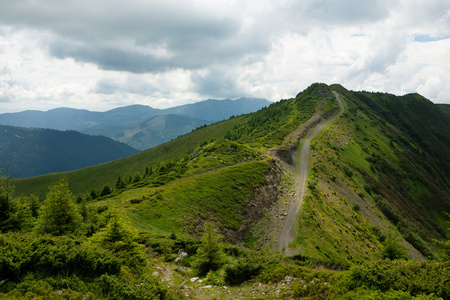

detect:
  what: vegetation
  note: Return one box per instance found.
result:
[1,83,449,298]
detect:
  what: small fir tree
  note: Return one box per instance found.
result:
[37,177,82,235]
[193,222,224,276]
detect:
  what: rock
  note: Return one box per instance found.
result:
[190,277,199,282]
[285,276,292,284]
[197,279,203,283]
[152,272,159,277]
[200,285,213,289]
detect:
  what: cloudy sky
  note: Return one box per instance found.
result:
[0,0,449,113]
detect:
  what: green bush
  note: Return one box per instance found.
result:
[0,233,122,281]
[98,273,167,300]
[224,261,262,285]
[346,260,450,298]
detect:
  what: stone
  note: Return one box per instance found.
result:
[190,277,199,282]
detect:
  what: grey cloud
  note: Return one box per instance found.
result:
[192,68,245,99]
[1,0,266,74]
[94,77,162,96]
[285,0,389,28]
[0,96,10,103]
[94,79,121,95]
[310,0,388,23]
[49,41,174,73]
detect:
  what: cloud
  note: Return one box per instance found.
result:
[0,0,270,74]
[300,0,389,25]
[1,0,450,113]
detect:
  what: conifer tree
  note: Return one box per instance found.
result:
[37,177,81,235]
[193,222,224,275]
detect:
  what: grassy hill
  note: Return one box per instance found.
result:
[5,83,450,299]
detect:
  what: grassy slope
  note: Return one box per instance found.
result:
[290,84,450,264]
[13,117,244,198]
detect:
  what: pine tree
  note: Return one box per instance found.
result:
[37,177,81,235]
[193,222,224,275]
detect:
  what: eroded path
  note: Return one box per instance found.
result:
[278,91,344,255]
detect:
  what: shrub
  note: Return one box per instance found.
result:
[98,273,167,299]
[99,185,112,197]
[347,260,449,298]
[343,166,353,178]
[224,262,262,285]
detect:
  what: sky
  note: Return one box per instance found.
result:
[0,0,449,113]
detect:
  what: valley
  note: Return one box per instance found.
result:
[1,83,449,299]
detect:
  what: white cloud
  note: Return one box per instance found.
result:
[0,0,449,113]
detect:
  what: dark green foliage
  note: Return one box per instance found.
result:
[36,178,82,235]
[115,175,126,190]
[371,226,386,243]
[193,222,224,276]
[0,125,138,178]
[90,189,98,200]
[343,165,354,178]
[307,180,317,191]
[346,260,450,298]
[0,233,122,281]
[98,273,167,300]
[381,234,409,260]
[99,185,111,197]
[224,262,262,285]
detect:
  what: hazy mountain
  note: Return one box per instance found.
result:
[0,125,138,178]
[163,97,272,121]
[0,98,270,150]
[0,98,270,131]
[86,114,212,151]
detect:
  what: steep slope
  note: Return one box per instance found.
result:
[0,125,138,178]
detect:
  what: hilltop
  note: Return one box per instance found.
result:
[4,83,450,299]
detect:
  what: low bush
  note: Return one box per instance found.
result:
[224,261,262,285]
[346,260,449,298]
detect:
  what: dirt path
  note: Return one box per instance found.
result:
[278,91,344,255]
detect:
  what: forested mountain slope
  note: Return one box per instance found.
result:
[0,125,138,178]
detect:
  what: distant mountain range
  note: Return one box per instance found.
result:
[0,125,138,178]
[0,97,271,150]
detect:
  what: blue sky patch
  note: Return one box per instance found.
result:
[413,34,450,42]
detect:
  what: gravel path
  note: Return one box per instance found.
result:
[278,91,344,255]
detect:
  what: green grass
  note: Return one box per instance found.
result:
[13,117,247,198]
[92,159,271,236]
